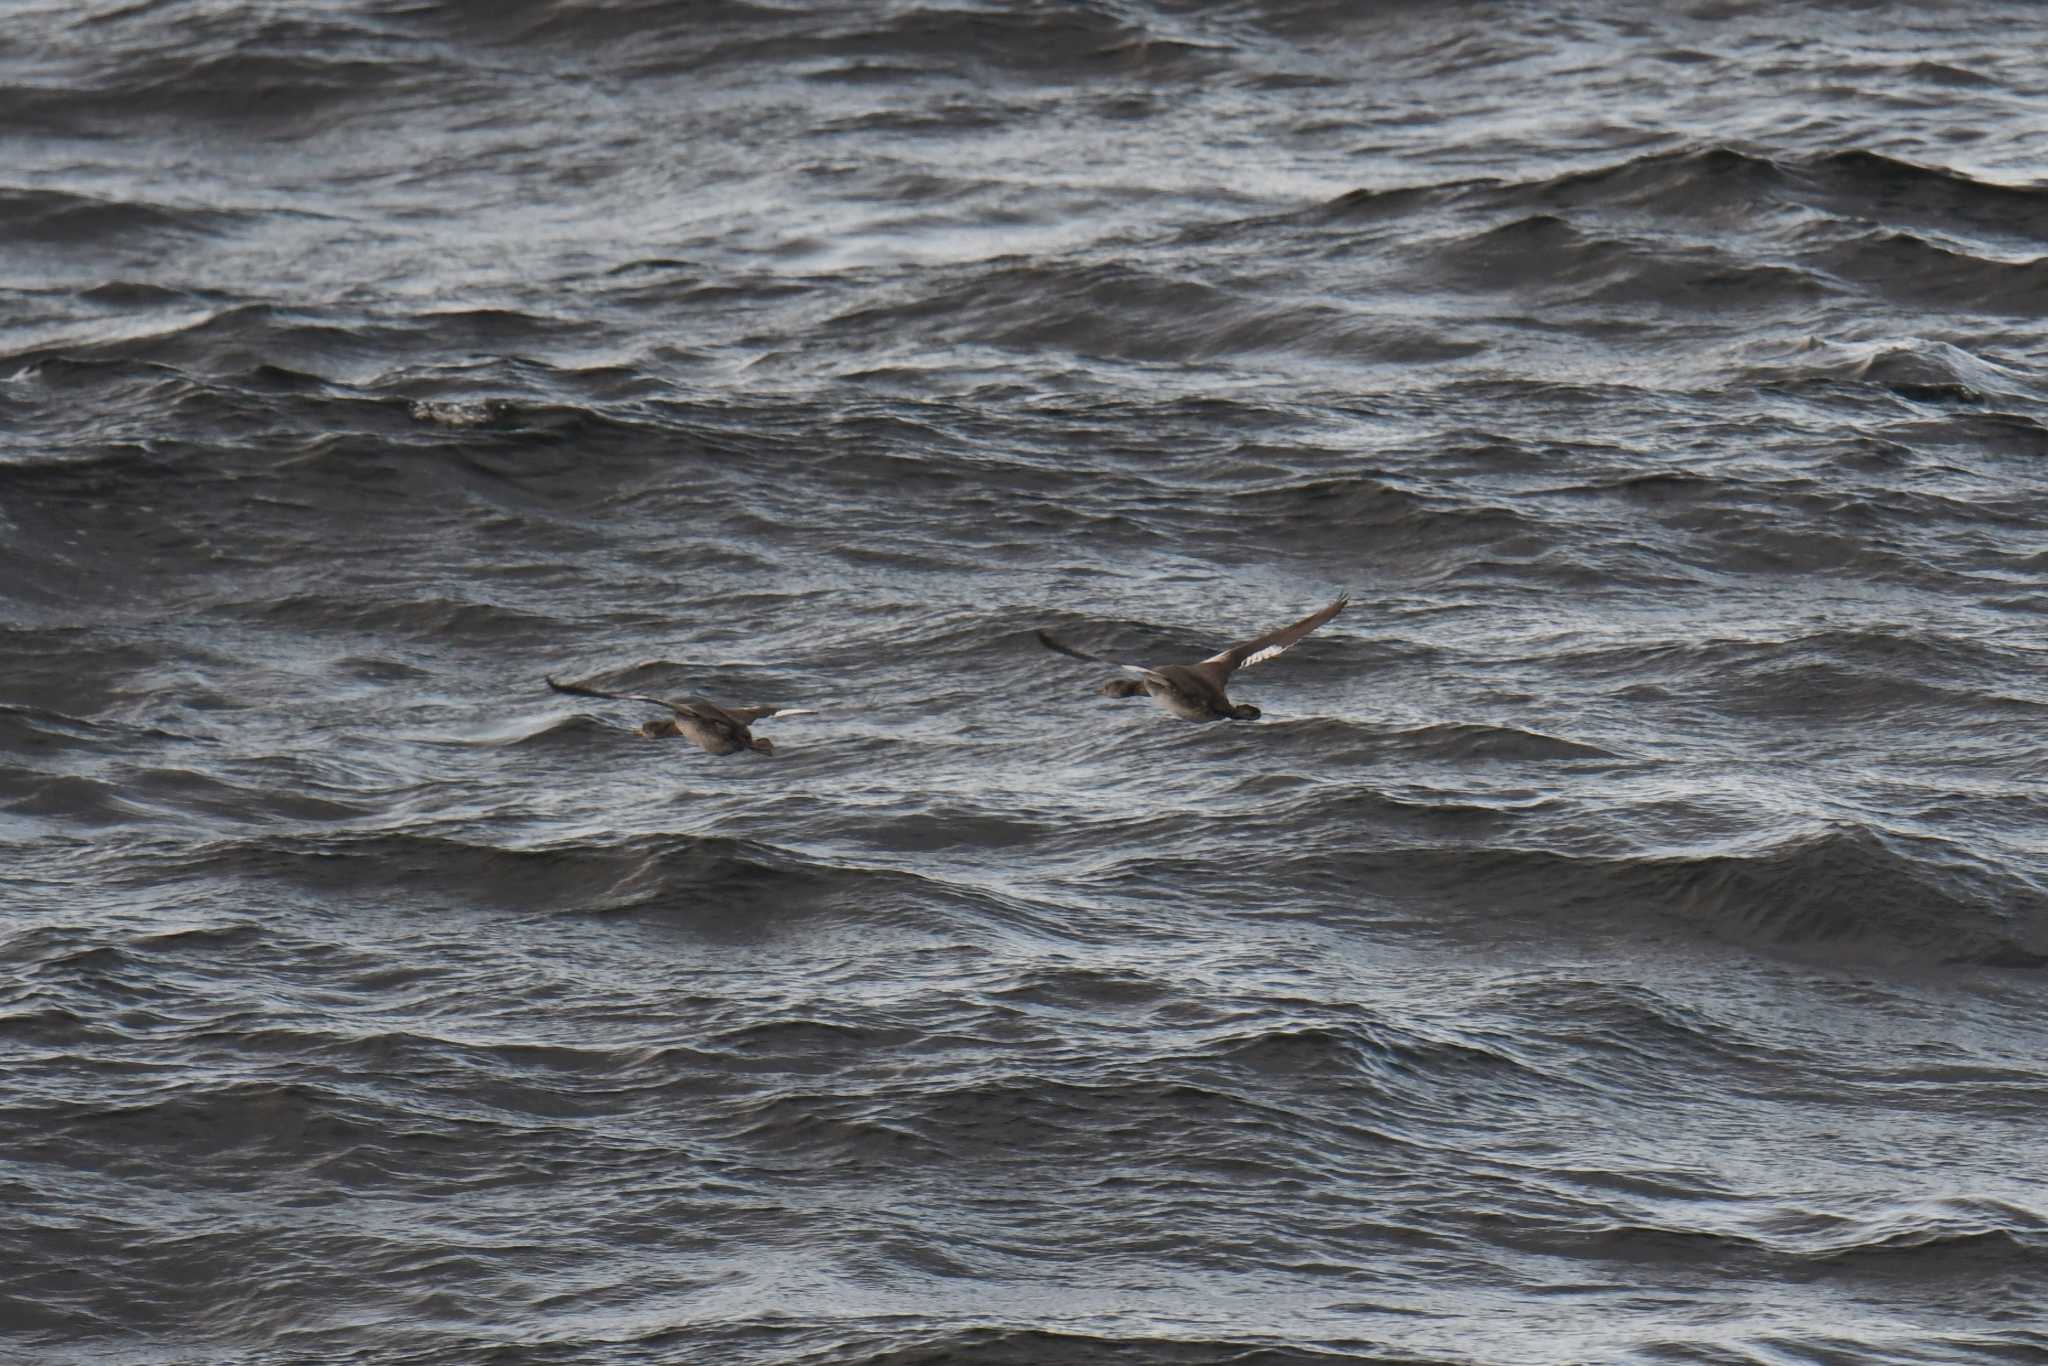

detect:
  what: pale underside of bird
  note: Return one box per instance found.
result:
[545,676,813,755]
[1036,594,1349,721]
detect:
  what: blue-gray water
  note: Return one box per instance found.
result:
[5,3,2048,1362]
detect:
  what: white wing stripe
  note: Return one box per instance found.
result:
[1238,643,1287,668]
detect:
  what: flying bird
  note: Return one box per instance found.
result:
[545,675,813,755]
[1036,594,1348,722]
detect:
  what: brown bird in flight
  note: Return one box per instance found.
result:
[1037,594,1348,721]
[545,675,813,755]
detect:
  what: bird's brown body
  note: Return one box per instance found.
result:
[545,676,811,755]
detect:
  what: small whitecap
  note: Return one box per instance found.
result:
[408,399,498,428]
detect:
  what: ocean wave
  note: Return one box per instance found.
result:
[425,0,1229,90]
[1801,148,2048,243]
[0,703,128,759]
[1222,475,1554,567]
[12,302,606,387]
[1351,821,2048,966]
[686,6,1222,83]
[169,828,820,907]
[113,766,372,826]
[821,258,1479,367]
[1753,336,2044,407]
[1513,1195,2048,1273]
[0,771,151,827]
[1474,977,1799,1090]
[29,1077,396,1166]
[6,9,434,129]
[0,633,205,718]
[0,186,249,246]
[222,591,563,644]
[144,828,1036,938]
[1814,230,2048,315]
[1365,721,1623,763]
[1423,213,1834,311]
[822,1326,1397,1366]
[1493,144,2048,238]
[1302,144,2048,321]
[1550,625,2044,717]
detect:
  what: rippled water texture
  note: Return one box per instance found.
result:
[5,2,2048,1362]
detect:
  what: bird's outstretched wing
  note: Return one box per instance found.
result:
[546,675,707,721]
[718,705,816,725]
[1036,630,1161,681]
[1200,594,1349,677]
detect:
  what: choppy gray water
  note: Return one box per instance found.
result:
[5,2,2048,1362]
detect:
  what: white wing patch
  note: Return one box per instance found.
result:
[1203,642,1289,668]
